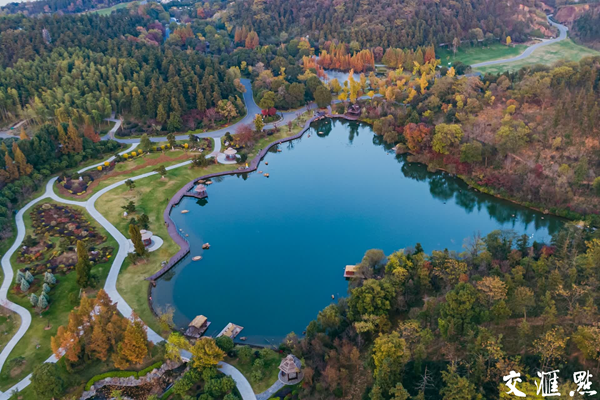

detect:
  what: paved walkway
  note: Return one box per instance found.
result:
[0,141,262,399]
[257,379,285,400]
[219,362,257,400]
[471,16,568,68]
[104,79,314,144]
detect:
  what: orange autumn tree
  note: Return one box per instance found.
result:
[83,123,101,143]
[404,123,434,153]
[317,43,374,72]
[245,31,259,49]
[51,290,149,370]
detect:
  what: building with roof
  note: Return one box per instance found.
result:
[278,354,304,384]
[140,230,153,247]
[224,147,238,161]
[194,184,207,198]
[184,315,211,339]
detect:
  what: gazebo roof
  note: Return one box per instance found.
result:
[279,354,301,374]
[224,147,237,156]
[195,184,207,192]
[140,230,153,241]
[189,315,207,328]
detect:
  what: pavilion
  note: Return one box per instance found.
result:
[140,230,153,247]
[194,184,207,198]
[224,147,238,161]
[278,354,304,384]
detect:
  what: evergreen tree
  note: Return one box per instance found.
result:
[43,283,51,293]
[128,224,146,256]
[119,313,148,366]
[44,271,56,284]
[156,103,167,124]
[3,151,19,181]
[20,279,30,292]
[16,270,26,284]
[67,120,83,153]
[75,240,92,288]
[57,123,70,154]
[140,134,151,152]
[196,87,206,112]
[12,142,33,176]
[30,293,39,306]
[25,270,34,283]
[37,292,49,309]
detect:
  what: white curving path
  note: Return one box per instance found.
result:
[471,16,568,68]
[0,141,259,399]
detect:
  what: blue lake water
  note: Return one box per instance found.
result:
[152,119,563,345]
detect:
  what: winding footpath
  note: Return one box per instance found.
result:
[104,79,313,144]
[0,137,259,399]
[471,16,568,68]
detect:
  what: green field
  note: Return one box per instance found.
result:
[88,1,132,15]
[474,39,600,74]
[437,43,528,67]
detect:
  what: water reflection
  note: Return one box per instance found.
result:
[153,118,564,344]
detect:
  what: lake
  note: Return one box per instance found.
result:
[152,118,563,345]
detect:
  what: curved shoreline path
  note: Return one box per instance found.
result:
[0,142,259,399]
[471,16,568,68]
[104,79,314,144]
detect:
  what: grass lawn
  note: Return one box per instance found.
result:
[95,162,237,336]
[0,309,20,356]
[475,39,600,74]
[226,348,284,394]
[437,42,528,67]
[94,112,313,335]
[55,147,213,202]
[88,1,132,15]
[0,199,118,391]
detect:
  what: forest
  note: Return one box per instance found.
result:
[282,225,600,399]
[223,0,550,49]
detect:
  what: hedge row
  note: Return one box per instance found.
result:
[84,361,164,391]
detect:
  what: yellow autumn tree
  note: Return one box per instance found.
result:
[190,338,225,369]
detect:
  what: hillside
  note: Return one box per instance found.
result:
[222,0,554,49]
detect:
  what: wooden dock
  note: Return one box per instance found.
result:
[216,323,244,339]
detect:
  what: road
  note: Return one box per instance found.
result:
[471,16,568,68]
[105,79,314,144]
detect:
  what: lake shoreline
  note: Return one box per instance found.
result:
[149,111,565,341]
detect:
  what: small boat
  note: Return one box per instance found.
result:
[265,162,269,165]
[193,256,202,261]
[264,173,269,177]
[331,294,335,299]
[318,131,324,134]
[240,337,246,341]
[181,210,189,214]
[277,149,282,152]
[202,243,210,249]
[185,234,189,237]
[206,181,213,185]
[259,170,262,173]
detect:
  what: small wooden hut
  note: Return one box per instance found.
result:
[344,265,363,279]
[216,322,244,339]
[279,354,303,383]
[184,315,211,338]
